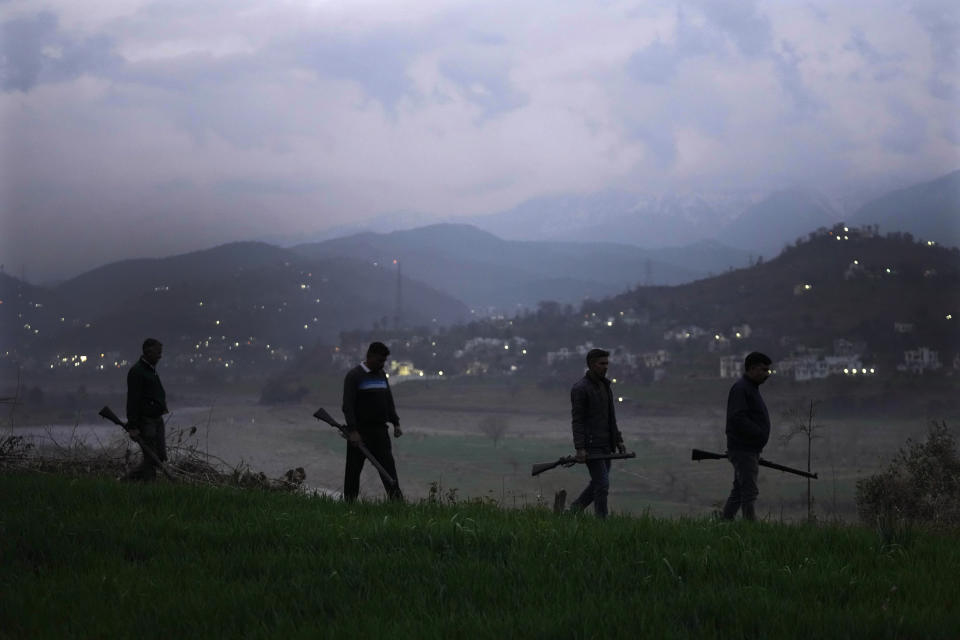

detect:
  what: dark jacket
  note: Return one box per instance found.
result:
[725,375,770,453]
[571,371,622,451]
[342,365,400,431]
[126,357,167,427]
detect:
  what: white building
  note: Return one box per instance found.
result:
[898,348,941,373]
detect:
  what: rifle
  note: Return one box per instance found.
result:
[98,406,175,481]
[312,408,397,487]
[691,448,818,479]
[531,451,636,477]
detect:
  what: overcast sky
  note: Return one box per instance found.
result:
[1,0,957,281]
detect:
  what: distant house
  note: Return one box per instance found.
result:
[776,341,868,381]
[894,322,915,334]
[546,342,596,366]
[898,348,941,374]
[664,326,707,341]
[720,354,747,379]
[389,360,424,379]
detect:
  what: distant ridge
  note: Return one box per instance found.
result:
[292,223,751,311]
[849,170,960,248]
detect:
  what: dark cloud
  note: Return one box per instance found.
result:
[438,54,528,119]
[773,41,822,117]
[696,0,773,57]
[882,99,927,154]
[1,11,121,92]
[289,32,423,111]
[911,1,959,100]
[626,40,678,85]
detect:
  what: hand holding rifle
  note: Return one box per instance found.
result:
[98,405,174,481]
[313,407,397,487]
[532,451,636,477]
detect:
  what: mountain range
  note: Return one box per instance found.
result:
[291,225,752,312]
[306,171,958,256]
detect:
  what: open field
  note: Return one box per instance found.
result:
[5,375,954,522]
[2,472,959,639]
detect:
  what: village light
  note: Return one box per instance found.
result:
[618,397,624,403]
[947,314,953,320]
[504,344,509,350]
[522,349,527,355]
[870,368,876,374]
[606,320,614,327]
[438,371,444,376]
[80,355,87,363]
[844,227,849,232]
[844,368,849,374]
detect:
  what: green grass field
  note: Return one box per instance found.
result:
[2,472,958,639]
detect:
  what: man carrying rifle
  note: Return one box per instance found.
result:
[121,338,168,481]
[341,341,403,502]
[721,351,773,521]
[568,348,626,518]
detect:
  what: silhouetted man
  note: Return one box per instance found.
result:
[122,338,168,481]
[721,351,773,521]
[341,341,403,501]
[568,348,626,518]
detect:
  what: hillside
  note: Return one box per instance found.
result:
[0,243,468,372]
[577,226,960,365]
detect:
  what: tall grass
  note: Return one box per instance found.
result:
[2,472,958,639]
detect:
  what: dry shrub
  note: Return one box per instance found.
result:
[856,421,960,530]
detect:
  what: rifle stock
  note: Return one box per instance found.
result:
[98,405,127,429]
[98,405,175,481]
[531,451,636,477]
[312,407,397,487]
[690,448,818,479]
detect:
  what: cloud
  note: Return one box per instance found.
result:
[1,11,121,91]
[0,0,956,281]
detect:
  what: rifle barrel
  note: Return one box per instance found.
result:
[758,458,818,479]
[691,447,817,479]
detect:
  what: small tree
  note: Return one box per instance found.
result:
[478,415,510,448]
[781,398,824,522]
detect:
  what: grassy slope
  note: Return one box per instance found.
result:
[2,473,958,639]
